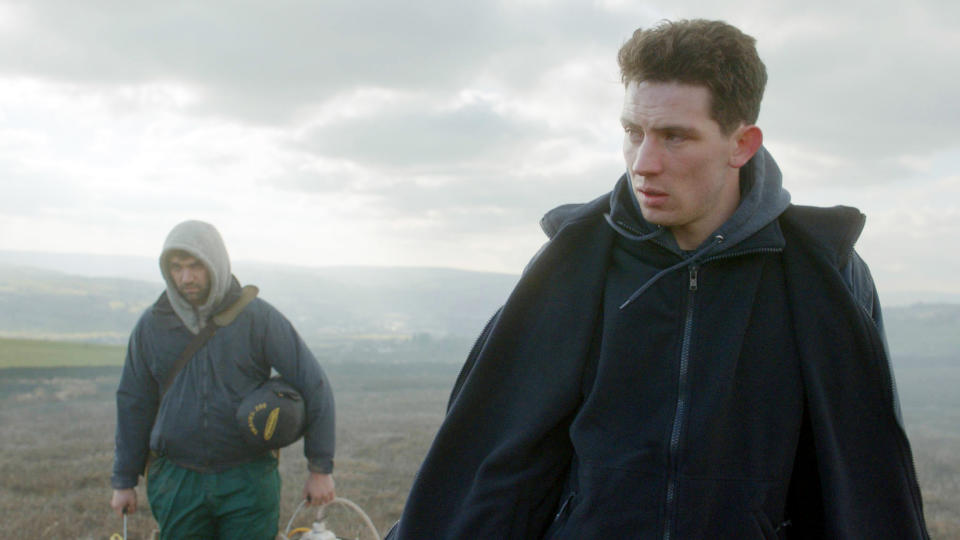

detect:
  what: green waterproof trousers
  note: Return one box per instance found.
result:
[147,454,281,540]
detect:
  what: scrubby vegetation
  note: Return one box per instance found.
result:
[0,339,957,538]
[0,343,459,539]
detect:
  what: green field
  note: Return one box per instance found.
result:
[0,337,125,369]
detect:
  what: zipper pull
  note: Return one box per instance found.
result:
[689,266,699,291]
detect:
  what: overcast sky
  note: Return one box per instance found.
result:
[1,0,957,304]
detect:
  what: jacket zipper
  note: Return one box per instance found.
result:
[663,264,698,540]
[661,249,778,539]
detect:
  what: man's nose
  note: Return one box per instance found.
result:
[631,139,663,177]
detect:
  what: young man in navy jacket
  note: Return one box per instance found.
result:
[389,19,928,539]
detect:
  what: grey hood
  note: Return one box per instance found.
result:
[710,145,792,252]
[604,145,791,308]
[607,145,790,256]
[159,220,234,334]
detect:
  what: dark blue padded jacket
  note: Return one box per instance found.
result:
[111,279,335,488]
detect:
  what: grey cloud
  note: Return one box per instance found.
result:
[272,151,620,234]
[770,147,934,192]
[294,100,549,169]
[0,1,632,123]
[270,170,352,195]
[278,92,619,222]
[377,166,619,223]
[5,0,955,191]
[757,3,960,171]
[0,167,81,217]
[1,2,494,120]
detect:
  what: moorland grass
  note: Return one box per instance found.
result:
[0,337,124,369]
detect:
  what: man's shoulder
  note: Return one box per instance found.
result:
[243,295,279,315]
[210,281,278,323]
[125,292,188,357]
[232,295,292,329]
[779,204,866,270]
[779,204,881,321]
[133,291,174,330]
[539,191,612,239]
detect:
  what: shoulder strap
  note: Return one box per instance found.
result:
[212,285,259,327]
[161,285,259,396]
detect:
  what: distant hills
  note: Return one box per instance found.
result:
[0,254,518,354]
[884,303,960,362]
[0,264,158,343]
[1,250,958,364]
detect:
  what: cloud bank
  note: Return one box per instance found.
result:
[0,0,957,301]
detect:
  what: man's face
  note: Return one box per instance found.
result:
[168,254,210,306]
[621,80,745,250]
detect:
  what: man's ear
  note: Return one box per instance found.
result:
[729,125,763,168]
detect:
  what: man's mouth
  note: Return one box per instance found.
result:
[638,187,668,200]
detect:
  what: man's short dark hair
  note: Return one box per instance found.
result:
[617,19,767,134]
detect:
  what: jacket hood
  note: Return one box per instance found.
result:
[715,145,792,250]
[607,145,791,256]
[159,220,234,333]
[603,145,791,308]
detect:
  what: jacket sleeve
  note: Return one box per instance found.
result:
[780,209,929,538]
[785,250,895,535]
[261,303,335,474]
[111,320,160,489]
[842,250,903,424]
[393,213,613,539]
[395,310,585,538]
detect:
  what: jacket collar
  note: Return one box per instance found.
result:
[606,145,791,259]
[153,276,244,331]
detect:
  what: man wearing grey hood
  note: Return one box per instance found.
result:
[110,220,335,539]
[388,19,928,539]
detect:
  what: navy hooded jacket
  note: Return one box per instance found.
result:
[390,149,927,539]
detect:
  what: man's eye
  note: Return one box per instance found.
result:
[665,132,687,143]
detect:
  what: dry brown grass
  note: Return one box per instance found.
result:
[0,364,455,539]
[1,362,958,539]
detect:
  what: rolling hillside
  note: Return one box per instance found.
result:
[2,253,959,365]
[0,259,517,359]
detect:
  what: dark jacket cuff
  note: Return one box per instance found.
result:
[111,474,138,490]
[307,457,334,474]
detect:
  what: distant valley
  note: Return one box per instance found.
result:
[1,250,958,366]
[0,252,519,363]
